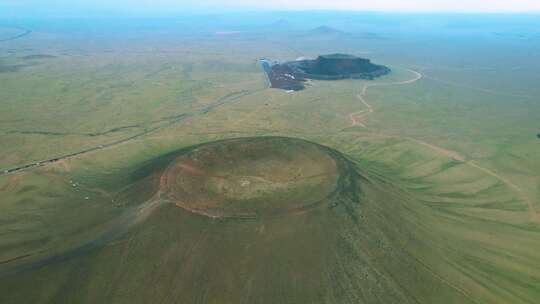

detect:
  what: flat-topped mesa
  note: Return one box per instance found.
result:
[291,53,391,80]
[262,53,390,91]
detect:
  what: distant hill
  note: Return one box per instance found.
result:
[271,18,291,28]
[306,25,350,37]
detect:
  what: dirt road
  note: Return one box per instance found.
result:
[347,68,539,224]
[0,90,255,176]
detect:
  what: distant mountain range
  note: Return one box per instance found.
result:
[260,21,384,40]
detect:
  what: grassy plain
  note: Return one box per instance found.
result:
[1,16,540,303]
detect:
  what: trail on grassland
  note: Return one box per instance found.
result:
[0,28,31,42]
[350,69,422,127]
[0,90,256,176]
[347,68,539,224]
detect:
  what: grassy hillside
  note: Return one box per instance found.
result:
[1,20,539,303]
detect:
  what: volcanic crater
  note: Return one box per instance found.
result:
[159,137,357,219]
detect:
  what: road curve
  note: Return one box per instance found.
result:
[346,67,539,224]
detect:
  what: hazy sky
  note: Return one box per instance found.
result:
[2,0,540,16]
[188,0,539,12]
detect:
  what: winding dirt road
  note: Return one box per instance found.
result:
[350,69,422,127]
[347,68,540,224]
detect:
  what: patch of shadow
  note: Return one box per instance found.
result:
[16,185,38,194]
[16,198,36,205]
[40,191,63,198]
[0,64,20,73]
[21,54,56,60]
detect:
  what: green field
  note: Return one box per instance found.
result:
[1,16,540,303]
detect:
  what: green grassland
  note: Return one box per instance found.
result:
[1,24,539,303]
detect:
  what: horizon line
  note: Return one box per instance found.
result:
[2,9,540,19]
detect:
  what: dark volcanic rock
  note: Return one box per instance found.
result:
[262,54,390,91]
[290,54,390,80]
[267,63,306,91]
